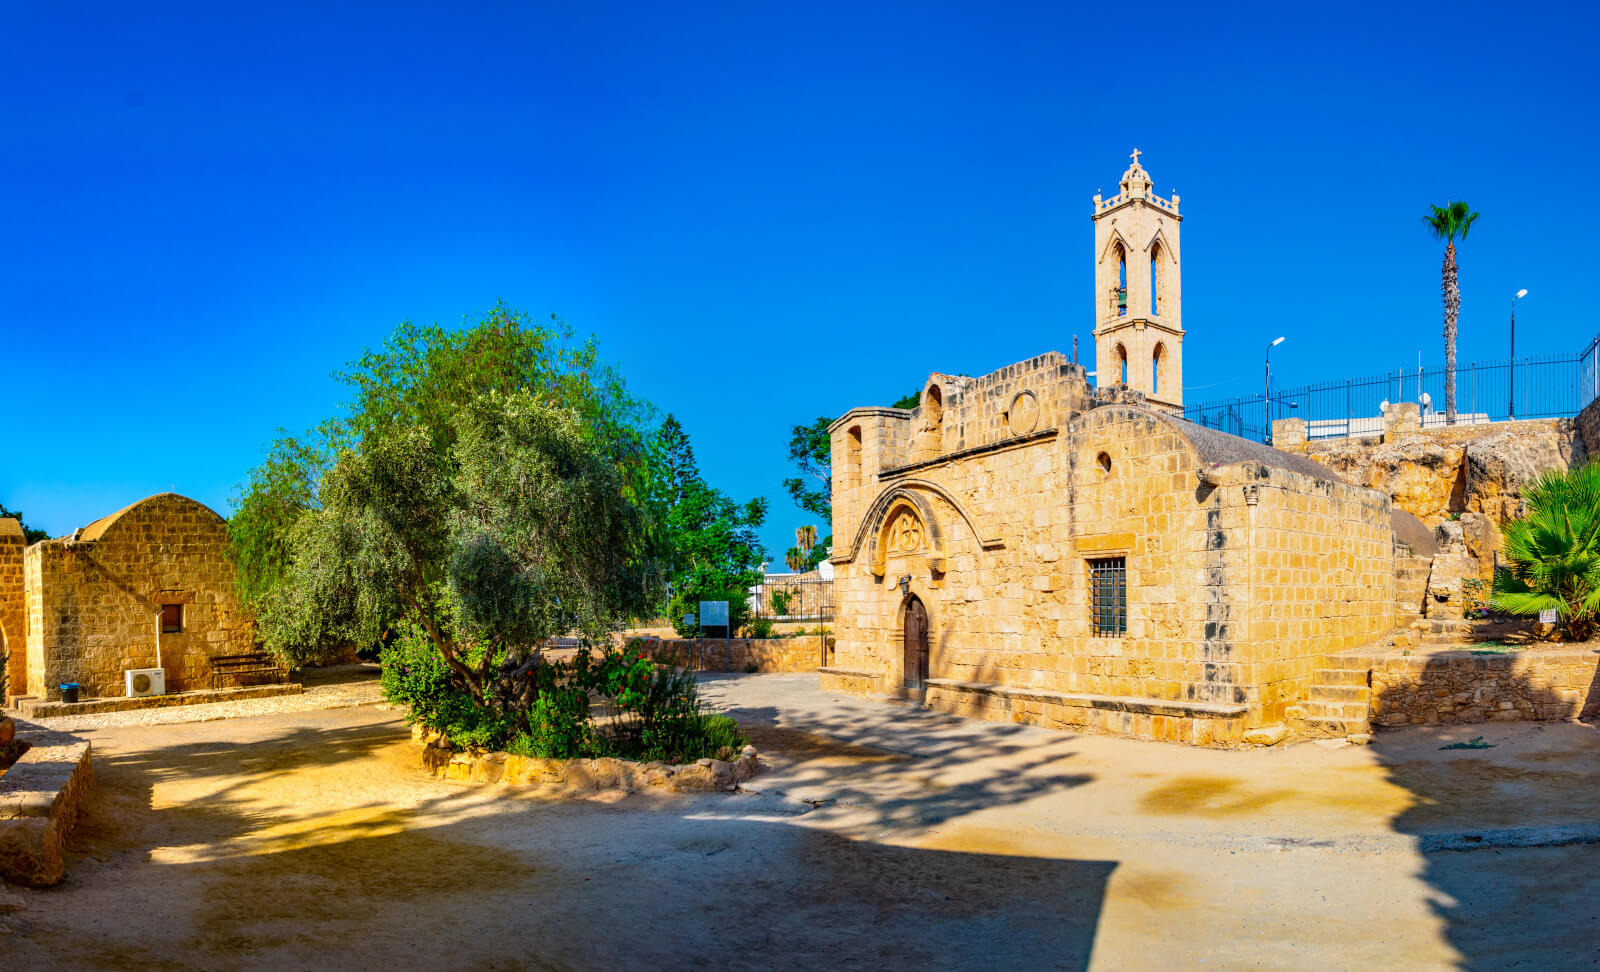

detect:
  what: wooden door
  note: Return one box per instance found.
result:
[903,597,929,688]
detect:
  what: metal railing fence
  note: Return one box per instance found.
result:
[1186,336,1600,444]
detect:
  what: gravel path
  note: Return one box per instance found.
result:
[27,674,386,732]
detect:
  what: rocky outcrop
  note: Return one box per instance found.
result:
[1461,425,1586,521]
[1297,418,1585,527]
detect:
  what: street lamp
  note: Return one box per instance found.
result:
[1509,289,1528,419]
[1265,336,1286,444]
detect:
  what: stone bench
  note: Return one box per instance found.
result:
[0,727,92,887]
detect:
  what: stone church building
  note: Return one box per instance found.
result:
[1,493,255,702]
[820,154,1397,745]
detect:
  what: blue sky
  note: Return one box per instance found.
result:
[2,0,1596,559]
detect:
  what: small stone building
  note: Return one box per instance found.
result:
[2,493,255,701]
[819,153,1397,745]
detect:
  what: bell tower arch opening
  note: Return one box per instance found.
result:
[1091,149,1184,411]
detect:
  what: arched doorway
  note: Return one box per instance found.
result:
[903,596,929,688]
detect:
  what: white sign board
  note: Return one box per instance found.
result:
[699,600,730,628]
[1539,608,1558,624]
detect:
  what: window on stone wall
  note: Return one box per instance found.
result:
[160,603,183,634]
[1088,558,1126,637]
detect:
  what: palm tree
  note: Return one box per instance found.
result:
[1491,461,1600,641]
[1422,201,1481,425]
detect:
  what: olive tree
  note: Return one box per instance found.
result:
[260,391,658,716]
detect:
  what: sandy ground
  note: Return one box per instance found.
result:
[2,672,1598,970]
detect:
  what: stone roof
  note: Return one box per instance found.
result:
[77,493,224,542]
[1159,415,1346,484]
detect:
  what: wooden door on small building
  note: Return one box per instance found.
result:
[903,596,929,688]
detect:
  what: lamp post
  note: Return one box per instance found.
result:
[1509,289,1528,419]
[1265,336,1285,444]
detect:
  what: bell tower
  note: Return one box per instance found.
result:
[1091,149,1184,412]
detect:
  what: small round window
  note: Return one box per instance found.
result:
[1096,452,1112,475]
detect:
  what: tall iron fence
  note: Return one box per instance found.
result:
[1186,336,1600,444]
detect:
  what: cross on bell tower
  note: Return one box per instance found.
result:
[1090,150,1184,411]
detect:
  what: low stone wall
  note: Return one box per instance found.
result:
[413,725,760,793]
[0,728,93,887]
[1369,647,1600,727]
[634,636,824,673]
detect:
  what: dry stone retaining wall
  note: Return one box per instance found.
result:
[1369,647,1600,727]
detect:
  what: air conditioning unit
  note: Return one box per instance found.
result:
[125,668,166,698]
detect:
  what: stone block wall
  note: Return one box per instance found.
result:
[23,494,255,700]
[634,636,823,673]
[0,519,25,699]
[1238,465,1396,724]
[1369,647,1600,727]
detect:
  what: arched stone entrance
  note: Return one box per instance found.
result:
[903,595,929,689]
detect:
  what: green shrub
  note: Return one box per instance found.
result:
[384,634,745,764]
[697,714,748,761]
[745,616,774,639]
[379,625,515,750]
[1491,461,1600,641]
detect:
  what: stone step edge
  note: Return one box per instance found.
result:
[921,678,1248,719]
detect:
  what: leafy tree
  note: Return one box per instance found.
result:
[650,414,767,636]
[260,392,657,717]
[1491,461,1600,641]
[0,502,51,544]
[783,416,833,524]
[890,389,922,410]
[230,302,651,651]
[1422,201,1481,425]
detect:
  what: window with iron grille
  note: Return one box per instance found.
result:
[1088,557,1126,637]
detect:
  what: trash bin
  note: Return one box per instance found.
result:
[59,683,81,704]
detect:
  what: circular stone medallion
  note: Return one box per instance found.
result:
[1008,391,1040,435]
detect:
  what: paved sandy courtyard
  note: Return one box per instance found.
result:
[3,672,1597,970]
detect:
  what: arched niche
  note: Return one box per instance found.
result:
[867,494,946,580]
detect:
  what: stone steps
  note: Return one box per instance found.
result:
[1293,656,1376,738]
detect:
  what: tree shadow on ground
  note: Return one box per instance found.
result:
[10,710,1116,971]
[696,676,1096,833]
[1369,657,1600,970]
